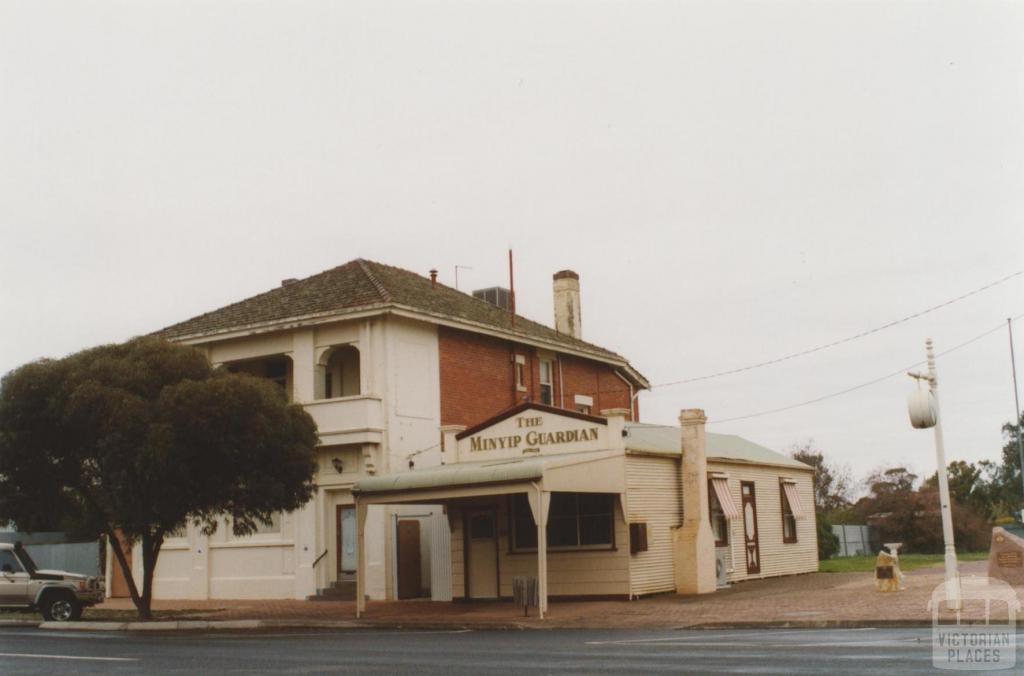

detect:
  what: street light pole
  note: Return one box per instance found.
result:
[924,338,961,611]
[1008,318,1024,518]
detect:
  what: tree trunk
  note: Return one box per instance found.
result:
[139,532,153,620]
[105,528,166,621]
[139,531,164,622]
[105,527,145,617]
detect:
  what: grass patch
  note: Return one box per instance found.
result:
[819,551,989,573]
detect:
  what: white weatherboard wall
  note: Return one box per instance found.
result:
[626,454,683,597]
[707,460,817,583]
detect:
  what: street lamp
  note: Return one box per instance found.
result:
[907,338,961,611]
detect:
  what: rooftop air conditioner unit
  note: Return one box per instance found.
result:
[472,286,513,311]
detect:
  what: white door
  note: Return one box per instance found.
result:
[466,510,498,599]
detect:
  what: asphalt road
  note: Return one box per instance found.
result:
[0,626,1020,674]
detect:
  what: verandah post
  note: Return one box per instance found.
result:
[530,487,550,619]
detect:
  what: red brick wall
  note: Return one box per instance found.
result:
[438,326,638,427]
[438,326,520,427]
[558,354,634,418]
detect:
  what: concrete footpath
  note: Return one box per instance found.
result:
[25,560,1020,632]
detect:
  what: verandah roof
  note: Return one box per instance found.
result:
[352,450,626,503]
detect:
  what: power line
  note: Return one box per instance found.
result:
[705,313,1023,426]
[651,268,1024,389]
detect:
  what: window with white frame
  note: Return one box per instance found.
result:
[539,359,553,405]
[781,487,797,543]
[708,480,729,547]
[514,354,527,392]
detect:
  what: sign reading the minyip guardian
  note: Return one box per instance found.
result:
[465,414,603,456]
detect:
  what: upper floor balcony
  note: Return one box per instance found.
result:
[223,344,380,447]
[303,395,384,446]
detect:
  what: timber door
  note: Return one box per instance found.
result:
[465,510,498,599]
[336,506,357,580]
[741,482,761,575]
[396,520,422,599]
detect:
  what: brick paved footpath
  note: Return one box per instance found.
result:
[92,561,1016,628]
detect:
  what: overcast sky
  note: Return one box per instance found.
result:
[2,1,1022,489]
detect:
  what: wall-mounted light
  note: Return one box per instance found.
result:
[331,457,344,473]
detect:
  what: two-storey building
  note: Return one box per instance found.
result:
[113,259,648,602]
[109,258,817,606]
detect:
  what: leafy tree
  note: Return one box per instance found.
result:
[866,466,918,498]
[789,441,850,560]
[983,413,1024,519]
[0,338,319,619]
[924,460,996,520]
[790,441,853,513]
[851,465,990,553]
[815,510,841,561]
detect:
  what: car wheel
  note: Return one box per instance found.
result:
[40,592,80,622]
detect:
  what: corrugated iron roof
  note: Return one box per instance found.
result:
[624,422,813,471]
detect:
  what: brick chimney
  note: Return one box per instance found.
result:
[553,270,582,338]
[673,409,717,595]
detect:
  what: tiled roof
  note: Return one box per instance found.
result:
[154,259,637,369]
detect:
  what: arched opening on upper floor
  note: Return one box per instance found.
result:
[320,344,361,399]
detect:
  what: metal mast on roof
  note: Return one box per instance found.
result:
[508,248,516,327]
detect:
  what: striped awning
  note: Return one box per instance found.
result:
[782,480,807,519]
[710,476,741,520]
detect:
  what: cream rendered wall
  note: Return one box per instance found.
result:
[625,455,684,597]
[143,313,453,602]
[145,317,396,601]
[448,497,630,600]
[377,316,447,601]
[314,443,364,589]
[146,511,300,600]
[706,461,818,583]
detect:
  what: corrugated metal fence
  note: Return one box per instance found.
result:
[832,524,875,557]
[0,532,101,576]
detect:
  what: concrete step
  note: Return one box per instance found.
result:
[308,581,357,601]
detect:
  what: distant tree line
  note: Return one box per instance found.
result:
[792,413,1023,560]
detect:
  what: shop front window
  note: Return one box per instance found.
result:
[510,492,614,551]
